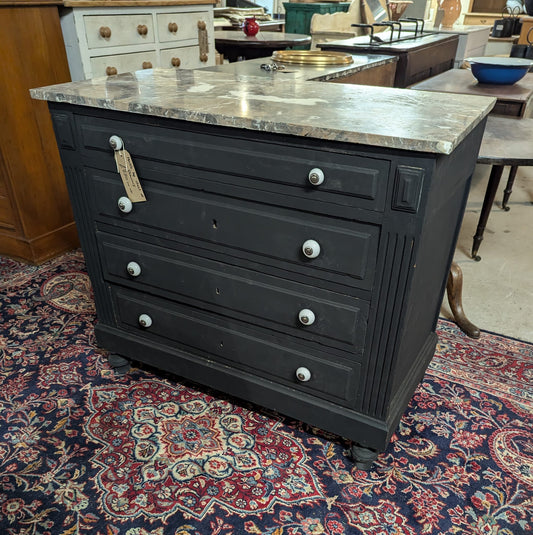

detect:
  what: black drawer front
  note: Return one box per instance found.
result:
[113,287,360,405]
[91,171,379,290]
[78,115,390,212]
[98,232,369,349]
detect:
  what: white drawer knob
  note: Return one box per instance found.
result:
[302,239,320,259]
[109,135,124,150]
[298,309,315,326]
[308,168,325,186]
[296,367,311,382]
[127,261,141,277]
[117,196,133,213]
[138,314,152,328]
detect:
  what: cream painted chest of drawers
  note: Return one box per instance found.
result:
[60,1,216,80]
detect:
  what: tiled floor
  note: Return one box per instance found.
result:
[440,161,533,343]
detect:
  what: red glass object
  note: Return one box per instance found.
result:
[243,17,260,36]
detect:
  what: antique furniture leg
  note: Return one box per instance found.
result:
[350,444,379,470]
[108,354,131,375]
[472,164,505,261]
[501,165,518,211]
[446,262,480,339]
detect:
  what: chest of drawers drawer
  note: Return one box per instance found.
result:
[84,14,154,49]
[159,46,205,69]
[90,51,157,78]
[98,232,369,351]
[157,11,209,43]
[90,171,379,291]
[113,286,361,407]
[78,116,390,213]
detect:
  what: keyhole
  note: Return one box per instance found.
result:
[212,219,218,229]
[219,341,224,348]
[216,288,221,295]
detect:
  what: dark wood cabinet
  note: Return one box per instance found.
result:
[0,1,78,263]
[319,33,459,88]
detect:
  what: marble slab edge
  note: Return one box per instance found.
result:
[30,70,496,155]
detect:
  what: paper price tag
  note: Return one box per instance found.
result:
[114,149,146,203]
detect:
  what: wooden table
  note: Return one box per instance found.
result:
[410,68,533,118]
[444,115,533,340]
[214,31,312,62]
[215,20,285,32]
[411,69,533,239]
[472,116,533,260]
[412,70,533,338]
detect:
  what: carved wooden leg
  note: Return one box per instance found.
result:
[446,262,480,339]
[501,165,518,212]
[472,164,504,261]
[108,353,131,375]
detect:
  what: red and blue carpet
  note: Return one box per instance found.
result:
[0,251,531,534]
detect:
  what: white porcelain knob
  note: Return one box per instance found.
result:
[302,239,320,259]
[109,135,124,150]
[127,261,141,277]
[117,196,133,213]
[138,314,152,328]
[296,367,311,382]
[298,309,315,326]
[308,168,325,186]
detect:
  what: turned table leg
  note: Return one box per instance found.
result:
[501,165,518,211]
[446,262,480,339]
[472,164,504,261]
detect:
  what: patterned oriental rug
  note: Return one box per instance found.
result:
[0,250,531,535]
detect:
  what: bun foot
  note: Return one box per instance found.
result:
[108,353,131,375]
[349,444,378,470]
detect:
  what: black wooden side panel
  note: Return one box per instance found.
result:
[48,109,114,325]
[386,120,487,415]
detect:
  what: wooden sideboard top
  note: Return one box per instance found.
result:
[1,1,63,6]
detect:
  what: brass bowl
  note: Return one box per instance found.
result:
[271,50,354,65]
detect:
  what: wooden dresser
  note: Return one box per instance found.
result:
[32,70,493,467]
[319,33,459,88]
[0,1,78,264]
[60,0,216,80]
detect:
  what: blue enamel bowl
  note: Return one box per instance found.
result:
[467,57,533,85]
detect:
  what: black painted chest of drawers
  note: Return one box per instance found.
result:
[50,103,485,467]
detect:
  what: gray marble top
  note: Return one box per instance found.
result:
[30,67,495,155]
[203,54,397,82]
